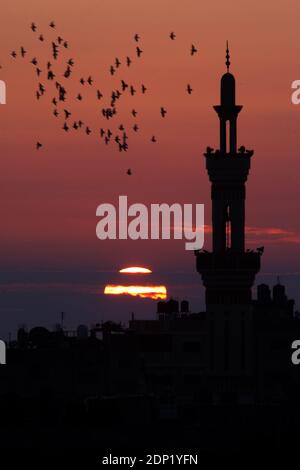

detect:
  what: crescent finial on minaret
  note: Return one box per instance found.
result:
[226,40,230,72]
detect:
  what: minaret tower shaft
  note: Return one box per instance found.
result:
[195,45,262,378]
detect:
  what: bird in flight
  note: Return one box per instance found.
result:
[20,47,27,57]
[121,80,128,91]
[11,51,17,58]
[130,86,136,96]
[31,22,37,32]
[126,56,132,67]
[170,32,176,40]
[134,34,140,42]
[67,58,74,66]
[187,84,193,94]
[110,65,115,76]
[191,44,197,55]
[36,142,42,150]
[39,34,44,42]
[64,109,71,119]
[132,109,137,117]
[52,97,57,106]
[133,124,139,132]
[31,57,38,66]
[160,107,167,118]
[86,127,91,135]
[151,136,157,143]
[63,122,69,132]
[36,67,42,76]
[127,169,132,176]
[63,41,68,49]
[141,84,147,94]
[115,58,121,68]
[87,76,93,85]
[73,122,79,130]
[136,47,143,57]
[49,21,55,28]
[53,109,59,117]
[64,66,71,78]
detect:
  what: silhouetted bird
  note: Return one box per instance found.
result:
[136,47,143,57]
[97,90,103,100]
[31,22,37,32]
[31,57,38,65]
[87,76,93,85]
[151,136,157,143]
[36,142,42,150]
[76,93,82,101]
[132,109,137,117]
[47,61,52,69]
[73,121,79,130]
[100,128,105,137]
[63,122,69,132]
[39,83,45,94]
[49,21,55,28]
[170,32,176,40]
[48,70,55,80]
[110,65,115,76]
[11,51,17,58]
[86,127,91,135]
[107,129,112,138]
[191,44,197,55]
[64,109,71,119]
[52,97,57,106]
[20,47,27,57]
[39,34,44,41]
[53,109,59,117]
[119,124,124,131]
[57,36,63,44]
[130,86,136,96]
[134,34,140,42]
[78,120,83,128]
[115,58,121,68]
[63,41,68,48]
[187,84,193,94]
[68,58,74,66]
[64,66,71,78]
[160,107,167,117]
[133,124,139,132]
[121,80,128,91]
[127,169,132,175]
[80,78,85,85]
[36,67,42,76]
[141,84,147,94]
[126,56,132,66]
[36,91,41,100]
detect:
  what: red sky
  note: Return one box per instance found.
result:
[0,0,299,331]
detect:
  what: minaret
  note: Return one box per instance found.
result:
[196,45,262,383]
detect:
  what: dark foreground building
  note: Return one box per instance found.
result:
[1,49,300,451]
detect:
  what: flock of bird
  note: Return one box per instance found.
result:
[10,22,198,175]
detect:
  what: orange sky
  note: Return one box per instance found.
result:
[0,0,300,319]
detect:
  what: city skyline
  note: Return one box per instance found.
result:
[0,1,299,338]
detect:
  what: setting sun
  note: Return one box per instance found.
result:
[104,285,167,300]
[119,267,152,274]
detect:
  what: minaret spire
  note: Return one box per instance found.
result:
[225,40,230,72]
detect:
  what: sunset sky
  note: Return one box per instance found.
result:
[0,0,300,337]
